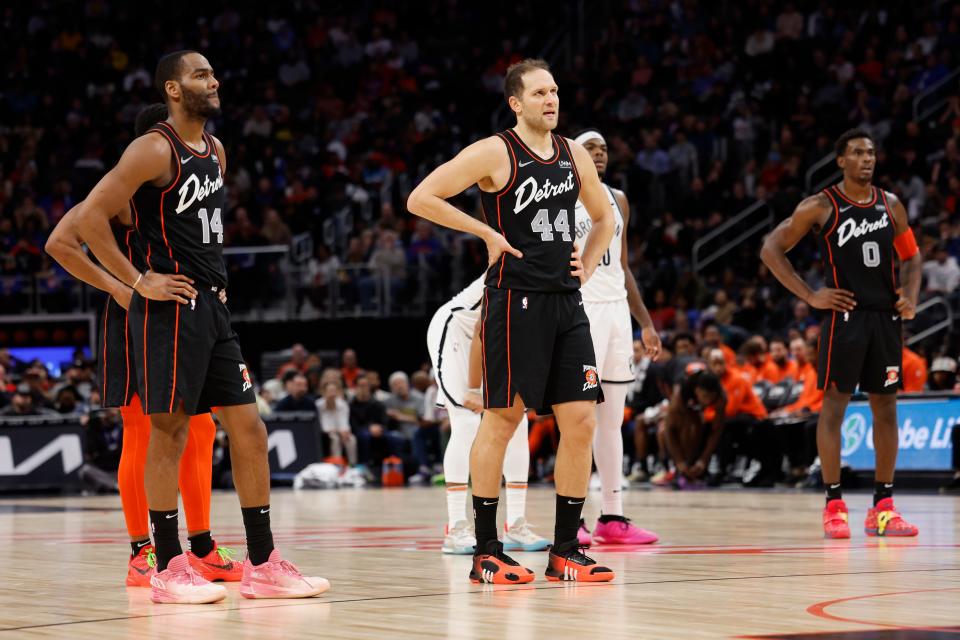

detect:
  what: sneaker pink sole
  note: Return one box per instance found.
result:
[150,585,226,604]
[240,577,330,599]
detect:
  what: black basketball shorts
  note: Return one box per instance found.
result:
[98,298,137,408]
[818,309,902,395]
[481,287,600,415]
[128,286,256,415]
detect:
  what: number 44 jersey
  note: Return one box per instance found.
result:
[132,121,228,288]
[481,129,581,293]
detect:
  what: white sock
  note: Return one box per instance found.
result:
[503,414,530,526]
[594,382,628,517]
[446,485,468,528]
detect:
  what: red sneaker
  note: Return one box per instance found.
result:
[822,499,851,539]
[126,544,156,587]
[469,540,535,584]
[865,497,918,537]
[545,540,615,582]
[188,543,244,582]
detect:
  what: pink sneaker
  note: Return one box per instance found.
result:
[150,553,227,604]
[577,518,593,547]
[592,517,659,545]
[240,549,330,599]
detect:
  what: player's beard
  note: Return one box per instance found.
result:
[182,86,222,120]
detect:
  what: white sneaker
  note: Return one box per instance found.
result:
[502,517,550,552]
[150,553,227,604]
[442,520,476,555]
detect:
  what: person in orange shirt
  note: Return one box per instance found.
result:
[702,321,737,369]
[900,345,927,393]
[738,336,769,384]
[340,348,362,389]
[759,337,799,384]
[772,340,823,483]
[779,339,823,415]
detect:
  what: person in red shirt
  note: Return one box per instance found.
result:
[772,340,824,484]
[341,348,362,389]
[759,337,799,384]
[900,345,927,393]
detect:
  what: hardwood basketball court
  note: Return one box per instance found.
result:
[1,488,958,638]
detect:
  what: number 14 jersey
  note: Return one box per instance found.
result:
[132,121,228,288]
[481,129,581,293]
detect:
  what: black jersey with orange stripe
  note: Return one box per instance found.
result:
[816,185,898,312]
[98,222,143,408]
[131,121,227,288]
[480,129,581,293]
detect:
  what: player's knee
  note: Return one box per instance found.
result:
[561,411,596,445]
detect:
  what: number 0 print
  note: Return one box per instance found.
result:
[862,241,880,267]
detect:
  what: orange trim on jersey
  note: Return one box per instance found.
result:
[832,184,877,208]
[169,303,180,412]
[101,303,109,399]
[505,128,560,165]
[481,288,490,406]
[495,134,520,288]
[506,290,512,406]
[143,300,149,409]
[152,129,182,265]
[124,228,133,404]
[557,135,581,189]
[823,311,837,389]
[822,189,842,289]
[878,189,898,292]
[155,121,212,158]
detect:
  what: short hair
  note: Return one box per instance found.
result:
[504,58,551,102]
[154,50,197,102]
[742,338,766,357]
[834,128,873,157]
[769,336,788,348]
[388,371,409,387]
[673,332,696,347]
[693,371,723,395]
[134,103,168,136]
[282,369,299,384]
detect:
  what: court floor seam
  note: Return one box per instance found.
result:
[3,565,958,632]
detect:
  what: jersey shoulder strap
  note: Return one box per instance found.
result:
[819,187,840,238]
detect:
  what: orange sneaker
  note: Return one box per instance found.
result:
[545,540,615,582]
[126,544,157,587]
[823,499,851,539]
[865,497,918,537]
[469,540,535,584]
[188,544,244,582]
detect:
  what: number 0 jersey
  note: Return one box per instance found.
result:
[817,185,898,312]
[481,129,581,293]
[573,184,626,303]
[131,121,228,288]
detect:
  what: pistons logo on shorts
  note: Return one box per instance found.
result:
[239,363,253,392]
[583,365,599,391]
[884,366,900,388]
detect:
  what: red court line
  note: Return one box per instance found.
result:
[806,587,960,629]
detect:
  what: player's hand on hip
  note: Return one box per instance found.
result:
[218,288,228,304]
[112,287,133,310]
[808,287,855,312]
[570,245,587,284]
[137,271,198,304]
[484,232,522,267]
[463,390,483,414]
[641,326,662,359]
[895,288,915,320]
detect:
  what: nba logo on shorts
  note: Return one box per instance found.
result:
[884,366,900,387]
[582,365,599,391]
[239,363,253,392]
[522,296,528,310]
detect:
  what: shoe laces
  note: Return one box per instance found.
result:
[215,545,238,565]
[146,548,157,569]
[559,543,596,566]
[507,519,543,543]
[482,541,520,566]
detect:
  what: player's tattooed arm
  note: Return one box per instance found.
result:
[885,191,922,319]
[407,137,522,267]
[568,140,614,283]
[45,202,134,309]
[614,188,661,359]
[76,135,198,304]
[760,193,856,313]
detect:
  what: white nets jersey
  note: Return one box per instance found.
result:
[573,184,626,303]
[425,276,485,408]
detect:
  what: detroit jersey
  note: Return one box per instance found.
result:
[481,129,581,292]
[131,121,228,288]
[817,185,897,311]
[573,184,625,303]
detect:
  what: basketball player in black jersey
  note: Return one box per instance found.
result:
[762,129,922,539]
[75,51,327,603]
[409,58,616,583]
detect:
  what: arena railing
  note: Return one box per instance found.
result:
[906,295,953,348]
[692,200,774,274]
[912,66,960,123]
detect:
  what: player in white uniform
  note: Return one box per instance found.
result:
[572,129,662,545]
[427,276,549,554]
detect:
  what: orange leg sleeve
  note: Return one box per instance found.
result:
[118,394,150,540]
[178,413,216,535]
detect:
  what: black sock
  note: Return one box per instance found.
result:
[241,505,275,566]
[825,482,842,504]
[873,481,894,506]
[473,495,499,553]
[131,538,151,557]
[598,514,627,524]
[188,531,214,558]
[149,509,182,571]
[555,494,586,547]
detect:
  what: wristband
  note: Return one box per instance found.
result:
[132,272,144,290]
[467,388,481,395]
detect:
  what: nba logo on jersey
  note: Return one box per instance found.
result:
[559,159,572,169]
[522,296,528,310]
[240,363,253,392]
[884,366,900,387]
[583,365,599,391]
